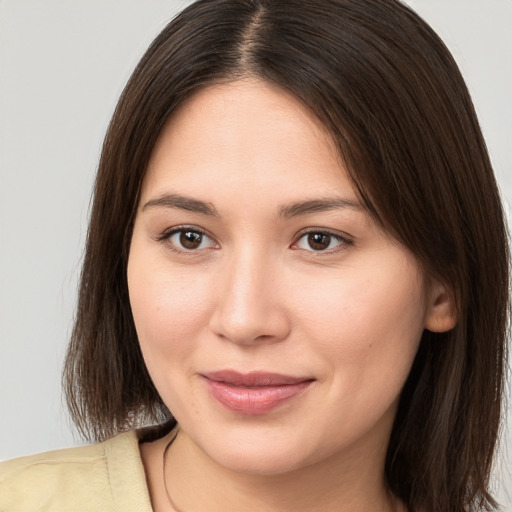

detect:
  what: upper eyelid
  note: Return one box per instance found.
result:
[293,227,353,241]
[159,225,214,240]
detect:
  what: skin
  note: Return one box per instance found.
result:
[128,79,455,512]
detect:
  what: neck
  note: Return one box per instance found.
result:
[158,429,400,512]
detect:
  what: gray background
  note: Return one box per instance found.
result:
[1,0,511,508]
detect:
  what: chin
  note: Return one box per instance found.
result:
[212,445,309,476]
[189,423,321,476]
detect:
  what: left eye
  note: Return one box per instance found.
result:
[294,232,346,252]
[167,229,216,251]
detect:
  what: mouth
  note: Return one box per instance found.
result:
[201,370,315,415]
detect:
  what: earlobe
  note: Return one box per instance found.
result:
[424,281,457,333]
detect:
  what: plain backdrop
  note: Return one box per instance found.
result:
[1,0,511,508]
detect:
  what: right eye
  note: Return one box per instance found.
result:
[162,227,217,252]
[292,230,352,254]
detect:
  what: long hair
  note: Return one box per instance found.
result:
[63,1,509,510]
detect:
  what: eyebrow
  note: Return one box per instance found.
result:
[279,197,363,218]
[142,194,219,216]
[142,193,362,218]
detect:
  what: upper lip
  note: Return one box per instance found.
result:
[202,370,313,387]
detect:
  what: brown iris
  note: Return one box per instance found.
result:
[307,233,332,251]
[180,231,203,249]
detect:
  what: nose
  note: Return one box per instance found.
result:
[209,249,291,345]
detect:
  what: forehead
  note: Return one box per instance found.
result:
[141,79,355,206]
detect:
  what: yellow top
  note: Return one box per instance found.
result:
[0,431,153,511]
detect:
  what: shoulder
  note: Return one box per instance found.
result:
[0,431,152,512]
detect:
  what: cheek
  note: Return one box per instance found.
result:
[298,268,424,339]
[292,259,426,398]
[127,250,213,367]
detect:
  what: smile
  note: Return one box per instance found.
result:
[202,370,314,415]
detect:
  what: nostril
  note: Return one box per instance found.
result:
[209,306,291,346]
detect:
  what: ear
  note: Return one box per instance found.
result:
[424,280,457,333]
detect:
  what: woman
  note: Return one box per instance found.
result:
[1,1,509,511]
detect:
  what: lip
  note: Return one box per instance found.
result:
[202,370,314,415]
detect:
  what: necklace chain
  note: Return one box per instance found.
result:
[162,432,184,512]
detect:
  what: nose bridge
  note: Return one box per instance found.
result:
[210,244,289,344]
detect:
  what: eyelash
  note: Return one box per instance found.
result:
[156,226,353,255]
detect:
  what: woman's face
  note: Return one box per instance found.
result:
[128,79,449,475]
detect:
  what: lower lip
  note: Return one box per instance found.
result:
[204,378,313,415]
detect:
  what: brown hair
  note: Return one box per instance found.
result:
[63,1,509,510]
